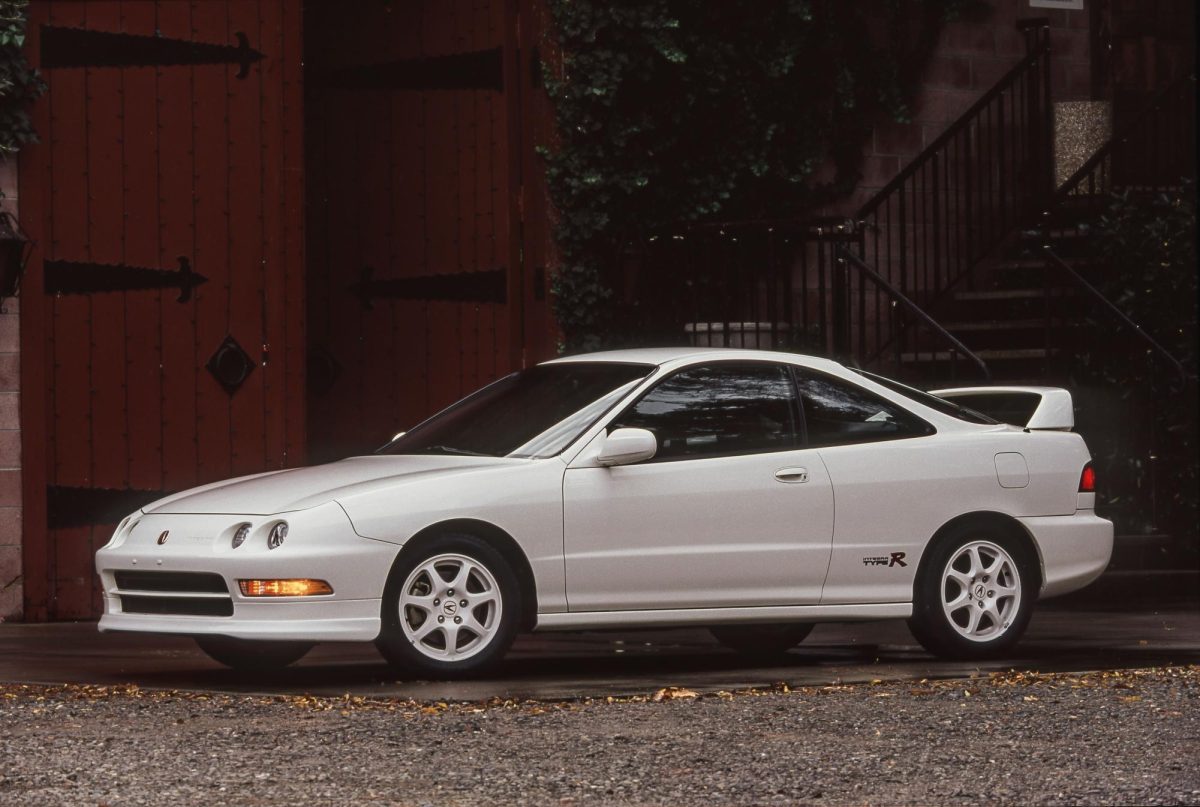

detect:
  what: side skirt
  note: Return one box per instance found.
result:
[534,602,912,631]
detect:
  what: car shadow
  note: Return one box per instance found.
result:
[109,632,1200,698]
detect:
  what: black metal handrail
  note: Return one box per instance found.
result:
[836,248,990,381]
[631,221,857,353]
[1042,248,1188,381]
[849,19,1053,374]
[859,20,1053,219]
[628,19,1055,382]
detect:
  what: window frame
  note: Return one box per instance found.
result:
[607,359,806,463]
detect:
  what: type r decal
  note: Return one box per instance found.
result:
[862,552,907,568]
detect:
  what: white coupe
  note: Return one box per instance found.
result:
[96,348,1112,675]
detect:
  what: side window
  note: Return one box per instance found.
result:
[794,369,933,447]
[612,363,799,461]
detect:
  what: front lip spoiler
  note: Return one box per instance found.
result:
[98,603,383,643]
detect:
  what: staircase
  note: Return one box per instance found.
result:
[892,74,1195,391]
[884,73,1197,540]
[900,233,1082,385]
[632,20,1195,543]
[839,19,1056,384]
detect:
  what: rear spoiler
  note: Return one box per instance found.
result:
[929,386,1074,430]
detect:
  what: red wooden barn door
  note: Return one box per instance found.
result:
[19,0,305,620]
[304,0,554,463]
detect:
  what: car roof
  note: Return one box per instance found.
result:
[543,347,990,433]
[543,346,849,374]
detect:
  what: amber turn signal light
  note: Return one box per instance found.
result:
[238,579,333,597]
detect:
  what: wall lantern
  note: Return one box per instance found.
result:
[0,210,32,302]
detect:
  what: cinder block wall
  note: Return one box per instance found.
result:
[0,157,20,621]
[848,3,1093,211]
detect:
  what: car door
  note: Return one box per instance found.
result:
[788,368,948,605]
[562,361,834,612]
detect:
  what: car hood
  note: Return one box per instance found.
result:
[143,455,525,515]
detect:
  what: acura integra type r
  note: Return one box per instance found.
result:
[96,349,1112,676]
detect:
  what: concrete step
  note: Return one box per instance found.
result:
[941,318,1050,332]
[899,347,1056,363]
[937,318,1086,350]
[954,288,1058,302]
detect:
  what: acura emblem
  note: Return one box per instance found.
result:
[157,530,169,545]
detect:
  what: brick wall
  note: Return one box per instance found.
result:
[0,157,19,621]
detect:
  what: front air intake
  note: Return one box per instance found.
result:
[111,570,233,617]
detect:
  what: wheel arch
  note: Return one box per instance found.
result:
[393,518,539,630]
[916,511,1043,594]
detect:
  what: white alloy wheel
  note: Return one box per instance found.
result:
[940,539,1022,642]
[398,553,503,662]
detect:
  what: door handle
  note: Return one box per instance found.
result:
[774,467,808,483]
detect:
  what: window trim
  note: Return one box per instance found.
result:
[608,359,806,463]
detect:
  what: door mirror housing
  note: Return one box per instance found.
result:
[596,428,657,467]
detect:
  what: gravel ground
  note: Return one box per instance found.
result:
[1,667,1197,806]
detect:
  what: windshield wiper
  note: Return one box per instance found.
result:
[419,445,489,457]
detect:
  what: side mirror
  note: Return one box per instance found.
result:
[596,428,657,467]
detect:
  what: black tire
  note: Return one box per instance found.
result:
[375,533,521,679]
[195,637,313,671]
[709,623,814,658]
[908,522,1037,660]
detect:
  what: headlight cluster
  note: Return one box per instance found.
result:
[267,522,288,550]
[229,521,288,550]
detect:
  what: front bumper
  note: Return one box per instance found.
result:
[1020,511,1114,599]
[95,502,398,642]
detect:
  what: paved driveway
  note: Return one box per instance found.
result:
[1,572,1195,701]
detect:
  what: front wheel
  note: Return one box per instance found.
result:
[710,623,813,659]
[908,527,1035,660]
[195,637,313,671]
[376,534,520,678]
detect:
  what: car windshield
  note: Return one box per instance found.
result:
[378,362,654,459]
[853,370,998,425]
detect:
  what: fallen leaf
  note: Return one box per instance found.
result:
[652,687,699,702]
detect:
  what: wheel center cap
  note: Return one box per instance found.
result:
[442,601,458,616]
[973,583,987,600]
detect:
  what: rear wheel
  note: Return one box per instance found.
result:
[195,637,313,671]
[908,525,1035,659]
[709,623,813,658]
[376,534,520,678]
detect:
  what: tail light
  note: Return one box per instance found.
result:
[1079,463,1096,492]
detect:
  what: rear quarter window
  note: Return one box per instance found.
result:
[794,369,935,447]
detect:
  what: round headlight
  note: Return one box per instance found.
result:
[232,523,251,549]
[267,521,288,550]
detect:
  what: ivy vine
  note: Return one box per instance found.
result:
[0,0,43,158]
[541,0,981,351]
[1076,184,1197,539]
